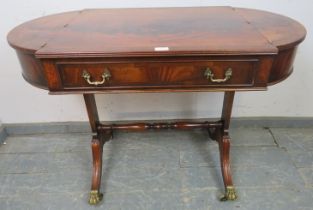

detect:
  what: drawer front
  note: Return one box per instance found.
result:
[57,60,258,90]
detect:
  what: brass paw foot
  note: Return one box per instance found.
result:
[220,186,237,201]
[89,190,103,205]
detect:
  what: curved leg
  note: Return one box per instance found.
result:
[89,135,104,205]
[218,91,237,201]
[84,94,112,205]
[218,132,237,201]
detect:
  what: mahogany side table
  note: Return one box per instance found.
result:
[7,7,306,205]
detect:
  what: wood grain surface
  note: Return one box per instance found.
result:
[7,7,306,90]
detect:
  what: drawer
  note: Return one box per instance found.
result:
[56,60,259,90]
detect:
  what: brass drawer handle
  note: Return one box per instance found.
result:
[204,68,232,83]
[82,69,111,86]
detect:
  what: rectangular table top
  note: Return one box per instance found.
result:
[35,7,278,58]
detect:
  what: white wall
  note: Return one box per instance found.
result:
[0,0,312,123]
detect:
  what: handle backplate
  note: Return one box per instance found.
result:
[204,68,232,83]
[82,69,111,86]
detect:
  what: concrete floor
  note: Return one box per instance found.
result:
[0,127,312,210]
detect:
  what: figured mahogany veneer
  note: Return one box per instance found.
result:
[7,6,306,205]
[57,59,259,90]
[8,7,306,92]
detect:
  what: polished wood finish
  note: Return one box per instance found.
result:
[7,7,306,205]
[84,94,111,204]
[58,59,259,89]
[219,92,236,200]
[8,7,306,90]
[41,55,274,93]
[90,135,104,204]
[34,7,278,57]
[9,7,305,56]
[98,121,223,131]
[83,94,99,132]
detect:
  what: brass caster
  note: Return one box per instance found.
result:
[89,190,103,205]
[220,186,237,201]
